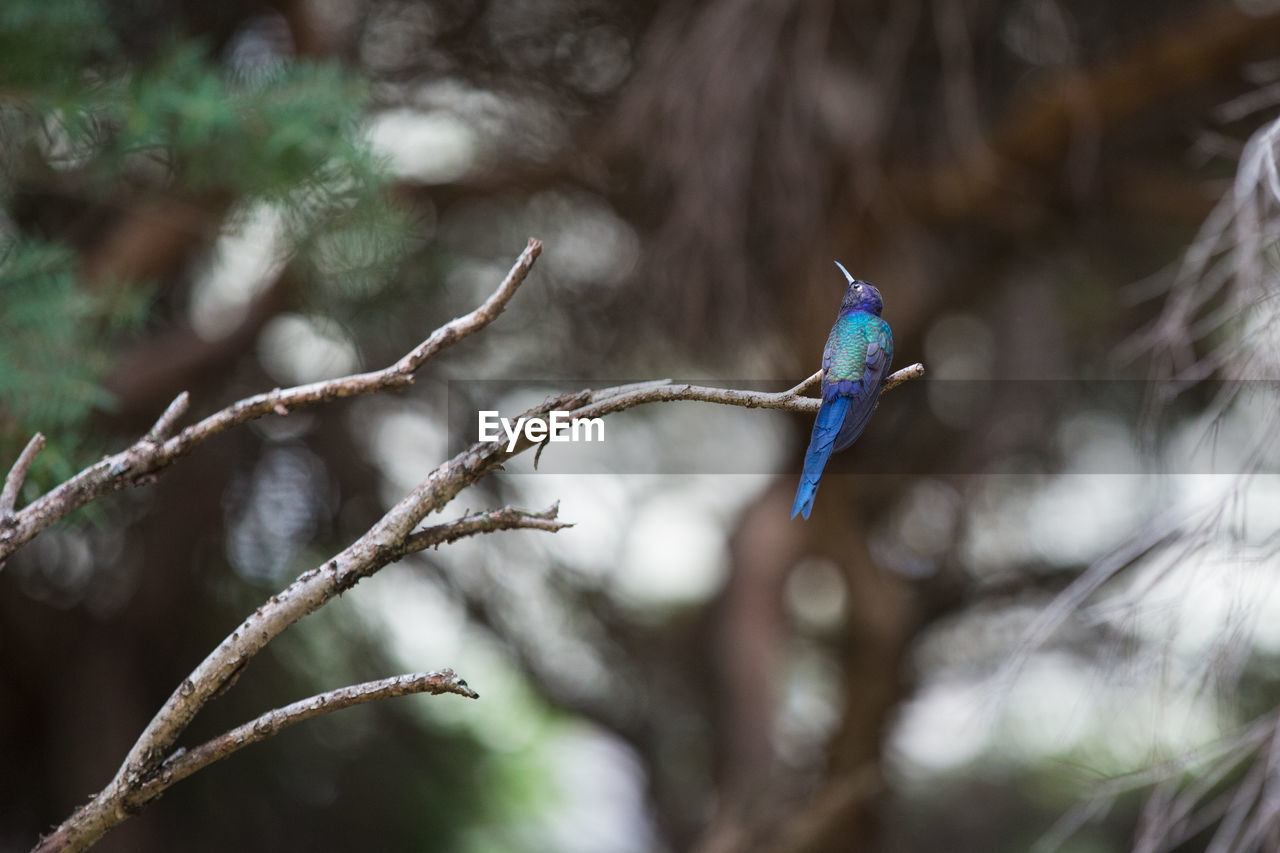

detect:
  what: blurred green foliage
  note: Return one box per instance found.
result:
[0,240,149,485]
[1,4,492,848]
[0,0,416,483]
[115,46,372,195]
[0,1,114,91]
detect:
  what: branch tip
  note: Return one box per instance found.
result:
[533,436,551,470]
[882,362,924,393]
[784,370,823,397]
[146,391,191,443]
[435,668,480,699]
[1,432,45,519]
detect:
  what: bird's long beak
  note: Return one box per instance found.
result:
[833,260,855,285]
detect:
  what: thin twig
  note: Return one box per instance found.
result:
[1,432,45,521]
[401,503,571,555]
[783,370,822,397]
[144,392,189,444]
[394,238,541,373]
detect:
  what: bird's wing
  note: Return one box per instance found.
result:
[832,320,894,452]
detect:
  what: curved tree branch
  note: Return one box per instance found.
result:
[0,238,543,565]
[126,670,477,808]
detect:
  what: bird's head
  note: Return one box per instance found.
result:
[834,261,883,315]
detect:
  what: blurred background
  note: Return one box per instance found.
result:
[5,0,1280,851]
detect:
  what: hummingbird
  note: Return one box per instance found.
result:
[791,262,894,520]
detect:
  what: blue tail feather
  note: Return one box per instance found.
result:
[791,395,851,520]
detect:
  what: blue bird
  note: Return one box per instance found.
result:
[791,262,894,520]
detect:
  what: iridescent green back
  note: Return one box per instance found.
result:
[824,312,891,381]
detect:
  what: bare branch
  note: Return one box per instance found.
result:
[0,238,543,566]
[41,359,922,852]
[550,361,924,426]
[401,503,571,555]
[1,432,45,521]
[34,508,566,852]
[132,670,476,801]
[30,241,921,852]
[144,392,189,444]
[33,671,476,853]
[783,370,822,397]
[394,237,542,373]
[883,362,925,392]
